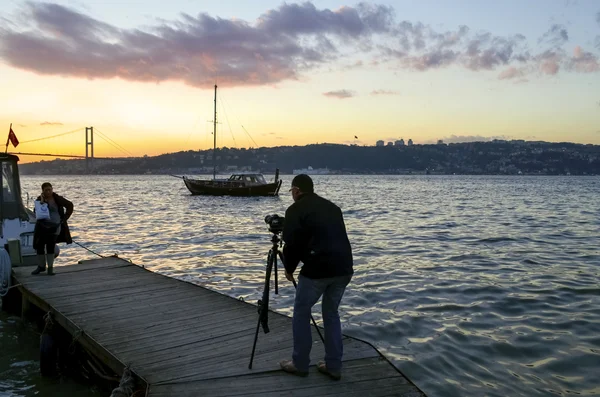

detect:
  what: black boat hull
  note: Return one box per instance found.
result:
[183,178,282,196]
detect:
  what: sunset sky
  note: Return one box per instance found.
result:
[1,0,599,160]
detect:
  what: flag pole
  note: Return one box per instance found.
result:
[5,123,11,154]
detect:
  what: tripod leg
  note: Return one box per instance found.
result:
[249,247,275,368]
[274,249,278,295]
[248,310,262,369]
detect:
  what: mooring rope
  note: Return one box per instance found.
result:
[42,312,54,335]
[73,240,105,258]
[69,329,84,355]
[109,366,135,397]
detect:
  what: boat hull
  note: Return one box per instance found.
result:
[183,178,282,197]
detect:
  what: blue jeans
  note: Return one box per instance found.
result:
[292,274,352,372]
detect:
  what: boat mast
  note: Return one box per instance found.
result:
[213,84,217,180]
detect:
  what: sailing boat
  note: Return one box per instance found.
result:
[182,85,282,196]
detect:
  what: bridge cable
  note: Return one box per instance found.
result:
[18,128,83,144]
[93,129,134,157]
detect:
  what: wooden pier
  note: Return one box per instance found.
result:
[11,257,425,396]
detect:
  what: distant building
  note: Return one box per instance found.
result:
[387,142,394,146]
[395,139,405,146]
[437,140,445,145]
[408,139,413,146]
[376,140,385,147]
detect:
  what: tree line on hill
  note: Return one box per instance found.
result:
[19,140,600,176]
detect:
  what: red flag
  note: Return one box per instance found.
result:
[8,126,19,147]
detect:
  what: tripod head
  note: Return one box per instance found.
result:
[270,232,282,246]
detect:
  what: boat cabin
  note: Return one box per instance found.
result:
[227,173,267,186]
[1,154,37,266]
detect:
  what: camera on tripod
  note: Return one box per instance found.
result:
[264,214,284,234]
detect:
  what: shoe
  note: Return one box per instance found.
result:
[32,254,46,275]
[279,360,308,377]
[317,361,341,380]
[31,266,46,275]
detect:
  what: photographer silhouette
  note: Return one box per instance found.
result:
[248,214,324,369]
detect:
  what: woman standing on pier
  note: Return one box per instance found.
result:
[31,182,73,275]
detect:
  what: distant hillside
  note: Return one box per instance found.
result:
[18,140,600,176]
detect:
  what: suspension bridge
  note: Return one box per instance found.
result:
[7,126,136,170]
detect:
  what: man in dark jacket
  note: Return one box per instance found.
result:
[279,174,353,380]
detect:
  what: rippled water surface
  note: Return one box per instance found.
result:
[3,174,600,397]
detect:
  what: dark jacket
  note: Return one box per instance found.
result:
[282,193,353,279]
[33,193,74,250]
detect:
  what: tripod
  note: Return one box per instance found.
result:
[248,232,324,369]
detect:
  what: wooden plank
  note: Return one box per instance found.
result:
[176,338,378,385]
[60,289,211,317]
[148,336,377,384]
[48,283,177,306]
[102,310,265,354]
[36,278,168,300]
[73,298,244,335]
[15,264,143,285]
[86,301,258,341]
[113,310,290,360]
[25,279,159,302]
[148,357,420,397]
[22,269,160,294]
[14,273,149,297]
[130,319,293,371]
[52,284,192,311]
[12,256,130,276]
[40,273,221,301]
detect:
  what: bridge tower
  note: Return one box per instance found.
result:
[85,126,94,172]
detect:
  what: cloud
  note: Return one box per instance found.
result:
[536,50,562,75]
[323,89,355,99]
[570,46,600,72]
[402,49,459,71]
[381,22,532,73]
[371,89,399,95]
[498,66,525,80]
[40,121,64,126]
[0,2,598,88]
[463,33,530,71]
[597,11,600,25]
[341,60,364,70]
[0,2,394,88]
[257,2,395,37]
[538,24,569,47]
